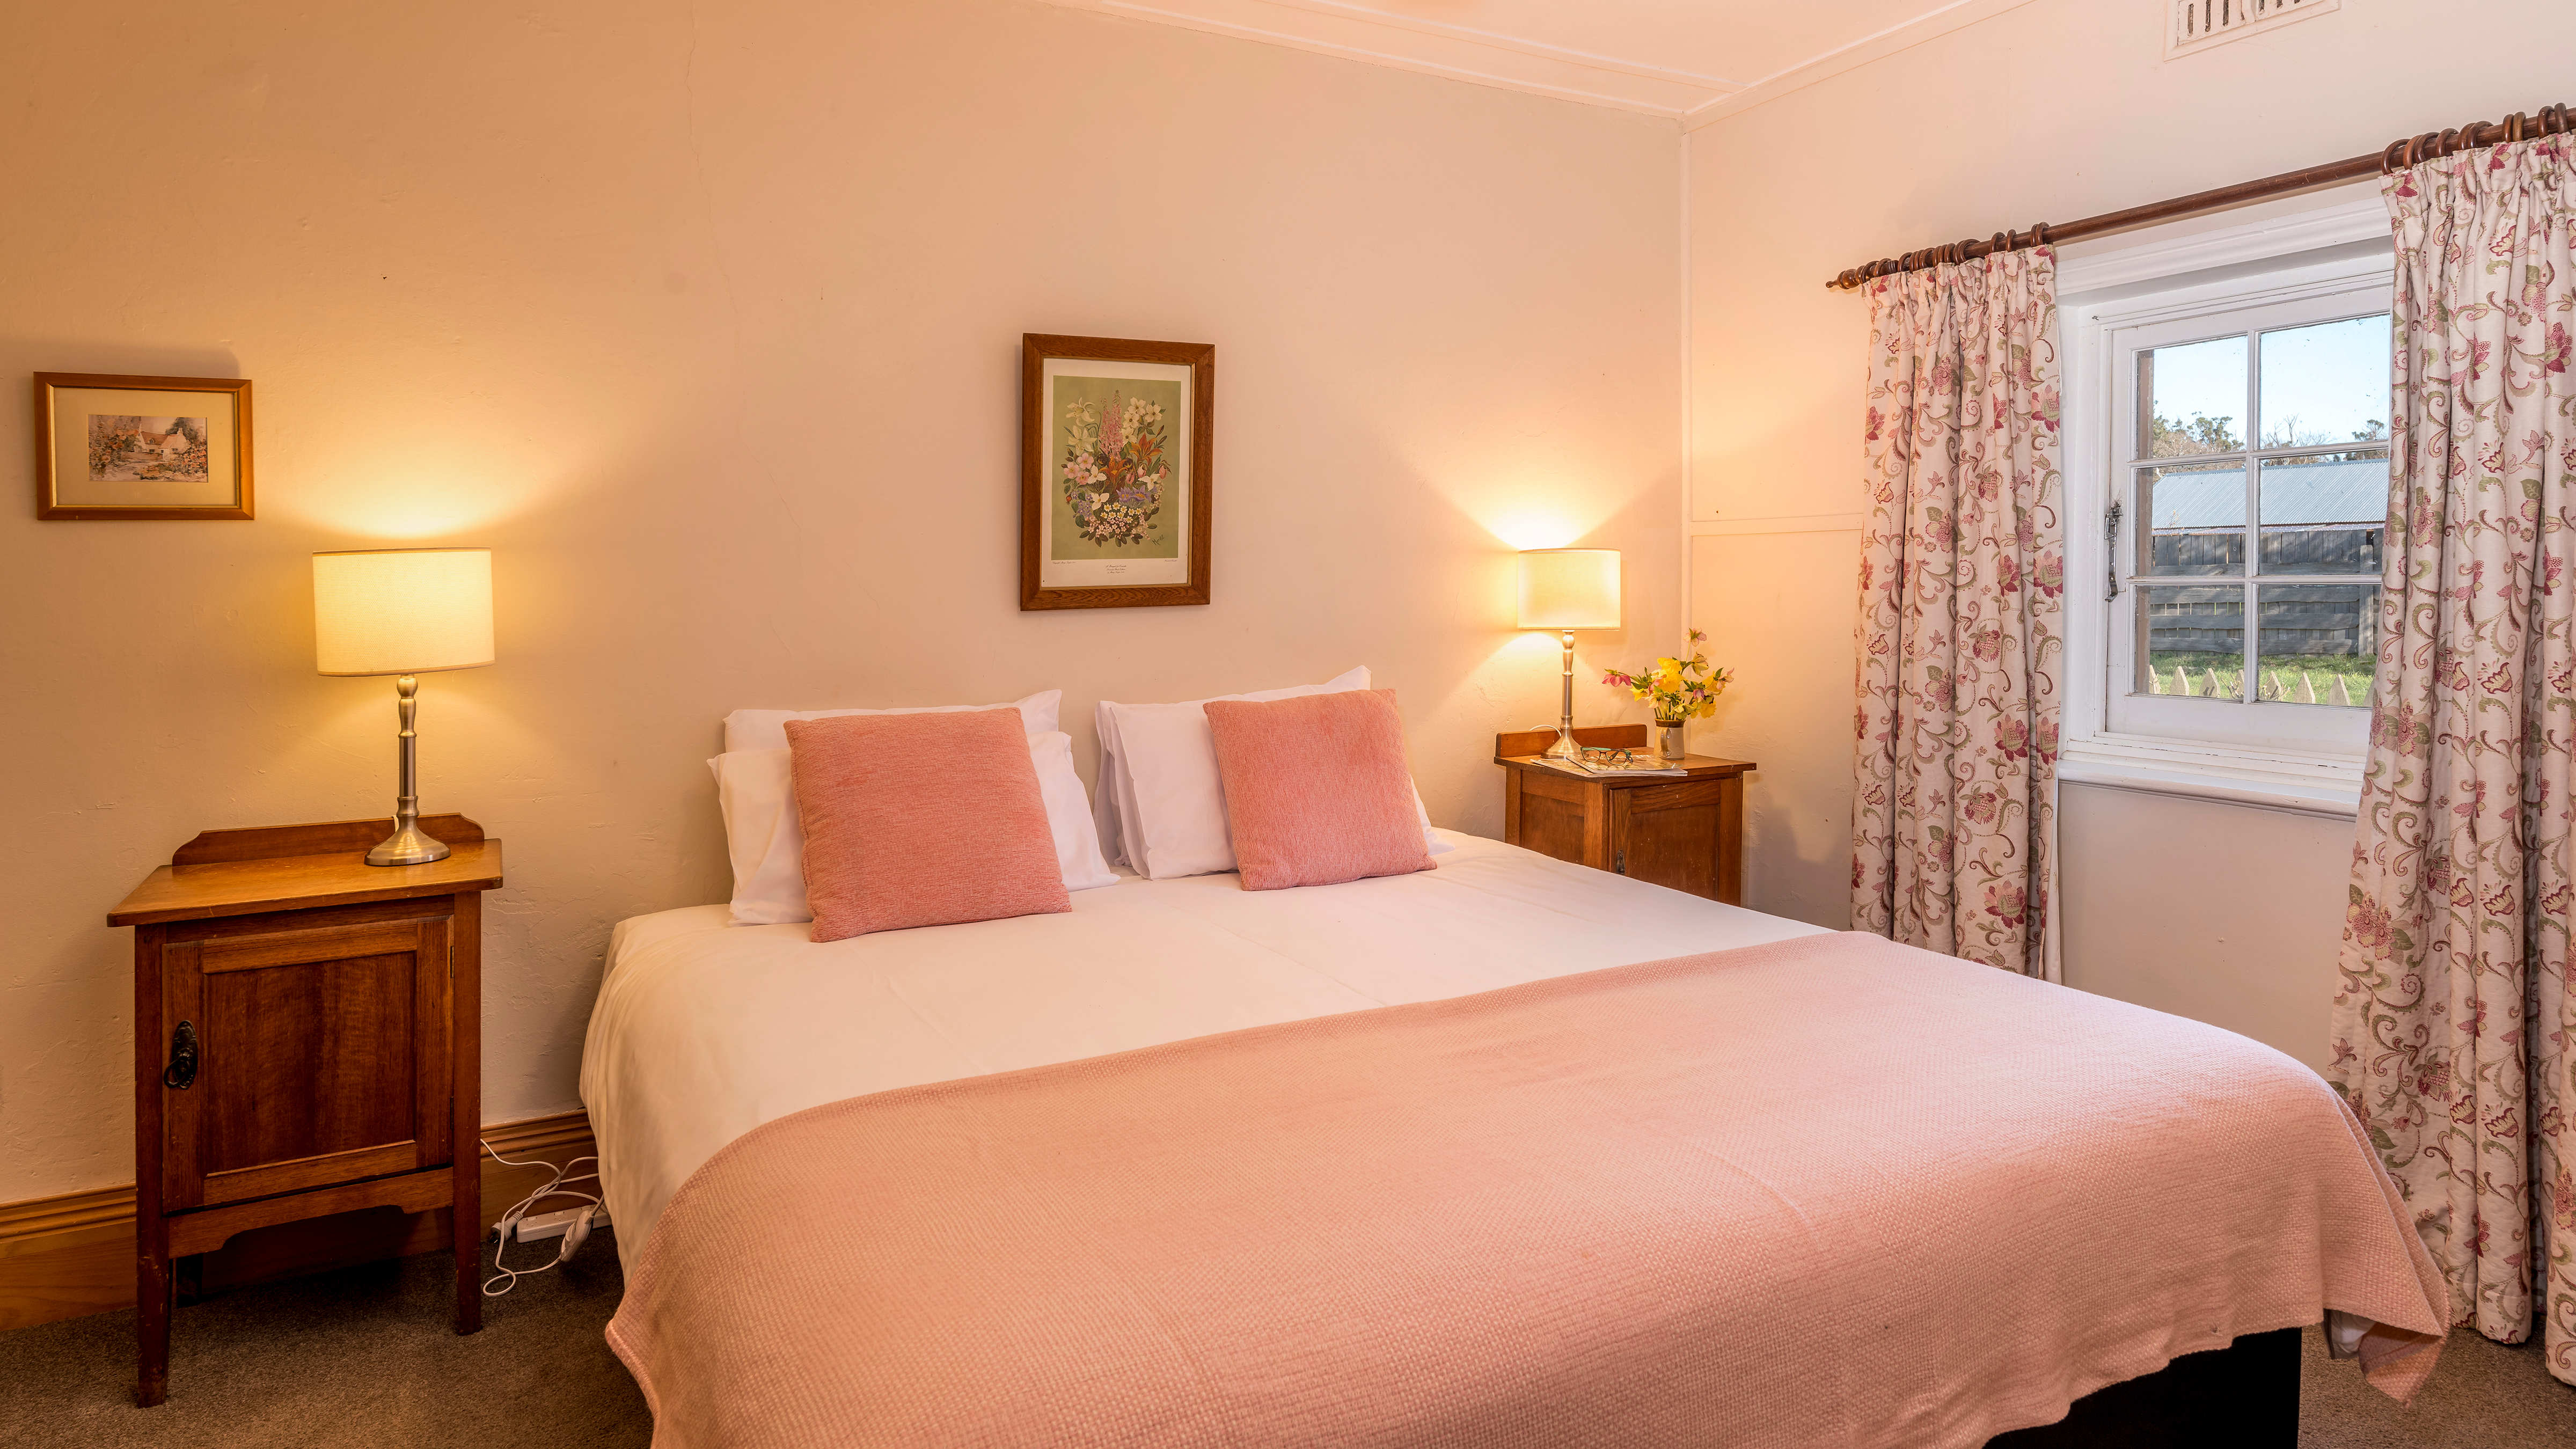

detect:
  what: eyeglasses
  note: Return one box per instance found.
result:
[1575,746,1642,769]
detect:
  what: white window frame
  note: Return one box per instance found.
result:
[2059,197,2393,817]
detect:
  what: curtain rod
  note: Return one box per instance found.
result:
[1825,101,2572,292]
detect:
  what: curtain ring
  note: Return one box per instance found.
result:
[2506,111,2526,144]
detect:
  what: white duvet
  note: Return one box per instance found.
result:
[580,829,1825,1267]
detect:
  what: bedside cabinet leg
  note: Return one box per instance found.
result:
[453,1158,482,1334]
[136,1239,172,1406]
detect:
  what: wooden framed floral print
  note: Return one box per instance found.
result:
[35,372,253,520]
[1021,334,1212,610]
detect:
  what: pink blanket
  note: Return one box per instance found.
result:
[608,932,2447,1447]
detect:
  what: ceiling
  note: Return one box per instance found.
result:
[1036,0,2043,126]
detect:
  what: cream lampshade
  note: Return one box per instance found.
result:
[1516,548,1620,760]
[313,548,495,866]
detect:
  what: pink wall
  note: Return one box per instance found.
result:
[0,0,1685,1201]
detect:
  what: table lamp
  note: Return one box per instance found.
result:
[313,547,495,866]
[1517,548,1620,762]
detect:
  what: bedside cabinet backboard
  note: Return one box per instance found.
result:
[158,900,456,1211]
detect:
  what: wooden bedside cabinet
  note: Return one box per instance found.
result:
[106,815,502,1407]
[1495,726,1751,904]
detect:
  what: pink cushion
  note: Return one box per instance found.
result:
[1202,689,1435,891]
[785,709,1072,941]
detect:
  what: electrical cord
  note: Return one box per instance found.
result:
[481,1138,604,1298]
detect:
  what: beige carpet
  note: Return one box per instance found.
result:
[2,1231,2568,1447]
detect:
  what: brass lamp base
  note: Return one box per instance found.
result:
[368,821,452,867]
[365,672,450,867]
[1540,629,1581,760]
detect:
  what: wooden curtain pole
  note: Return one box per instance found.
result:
[1825,101,2573,291]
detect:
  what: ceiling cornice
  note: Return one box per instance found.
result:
[1035,0,2050,129]
[1682,0,2050,131]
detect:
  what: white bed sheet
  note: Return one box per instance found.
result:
[580,829,1826,1268]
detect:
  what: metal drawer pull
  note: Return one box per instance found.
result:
[163,1021,198,1089]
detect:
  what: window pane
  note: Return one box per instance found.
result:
[2138,584,2246,700]
[2138,462,2246,576]
[2255,584,2377,707]
[2259,451,2387,575]
[2259,314,2391,448]
[2135,334,2248,459]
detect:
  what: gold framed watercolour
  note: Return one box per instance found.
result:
[1021,334,1212,610]
[35,372,254,521]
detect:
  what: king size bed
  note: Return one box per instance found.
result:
[581,828,2446,1448]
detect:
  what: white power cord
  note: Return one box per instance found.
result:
[481,1138,604,1298]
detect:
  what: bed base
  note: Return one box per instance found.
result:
[1986,1325,2300,1447]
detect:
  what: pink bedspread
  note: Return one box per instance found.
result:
[607,932,2447,1448]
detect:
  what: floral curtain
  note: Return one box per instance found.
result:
[1851,250,2065,978]
[2333,133,2576,1381]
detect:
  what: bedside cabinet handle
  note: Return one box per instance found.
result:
[163,1021,198,1090]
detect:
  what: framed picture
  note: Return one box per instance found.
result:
[34,372,253,521]
[1021,334,1212,610]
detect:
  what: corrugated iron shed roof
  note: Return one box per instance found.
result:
[2148,458,2388,531]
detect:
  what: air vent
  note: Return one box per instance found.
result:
[2166,0,2338,57]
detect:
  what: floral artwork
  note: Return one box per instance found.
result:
[89,414,209,484]
[1602,631,1732,722]
[1022,336,1210,610]
[1850,247,2063,980]
[2331,133,2576,1383]
[1059,391,1168,548]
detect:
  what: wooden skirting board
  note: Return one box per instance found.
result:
[0,1109,594,1333]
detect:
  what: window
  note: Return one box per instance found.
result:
[2110,292,2389,750]
[2060,200,2394,812]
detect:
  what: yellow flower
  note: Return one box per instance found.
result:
[1656,665,1684,692]
[1696,700,1715,719]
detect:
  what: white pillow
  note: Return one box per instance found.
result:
[1095,667,1451,880]
[711,730,1115,926]
[724,690,1059,755]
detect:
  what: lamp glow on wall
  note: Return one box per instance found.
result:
[314,548,495,866]
[1517,548,1620,761]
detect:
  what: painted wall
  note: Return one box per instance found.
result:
[0,0,1685,1202]
[1682,0,2576,1067]
[2056,784,2353,1070]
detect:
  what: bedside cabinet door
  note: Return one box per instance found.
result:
[159,910,456,1210]
[1612,776,1743,903]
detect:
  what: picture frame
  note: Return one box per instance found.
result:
[34,372,254,521]
[1021,334,1212,610]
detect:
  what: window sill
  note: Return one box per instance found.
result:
[2057,735,2361,818]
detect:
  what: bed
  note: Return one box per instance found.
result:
[581,829,2446,1448]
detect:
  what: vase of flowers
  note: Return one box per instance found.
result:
[1601,631,1731,762]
